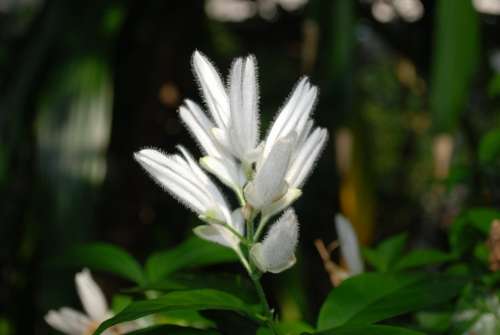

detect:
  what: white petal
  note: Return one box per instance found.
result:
[192,51,229,128]
[286,128,328,188]
[250,209,299,273]
[200,156,245,192]
[212,127,233,153]
[228,55,259,160]
[295,119,314,151]
[176,146,232,223]
[193,224,237,248]
[245,133,295,209]
[179,100,224,158]
[335,214,364,275]
[262,78,317,159]
[45,308,91,334]
[231,208,245,235]
[261,188,302,219]
[75,269,109,321]
[134,149,208,214]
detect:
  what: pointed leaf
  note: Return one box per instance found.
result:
[362,234,407,272]
[124,325,220,335]
[394,249,453,271]
[256,321,315,335]
[145,237,238,282]
[315,325,425,335]
[55,243,145,284]
[317,273,465,330]
[133,272,257,304]
[93,289,256,335]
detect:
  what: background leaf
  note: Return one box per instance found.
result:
[145,237,238,282]
[124,325,220,335]
[362,234,407,272]
[134,272,257,304]
[317,273,465,330]
[93,289,257,335]
[256,321,315,335]
[479,129,500,167]
[315,324,425,335]
[394,249,453,271]
[55,242,145,284]
[450,208,500,256]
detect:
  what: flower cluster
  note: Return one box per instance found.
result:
[135,51,328,274]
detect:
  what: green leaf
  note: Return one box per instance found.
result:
[257,321,315,335]
[314,325,425,335]
[93,289,256,335]
[450,208,500,256]
[124,325,220,335]
[317,273,465,330]
[394,249,453,271]
[56,243,145,284]
[136,272,257,304]
[145,237,238,282]
[111,294,133,314]
[479,129,500,166]
[488,74,500,98]
[465,208,500,234]
[415,311,452,333]
[363,234,407,272]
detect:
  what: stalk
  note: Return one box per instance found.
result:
[240,209,278,334]
[250,272,278,335]
[253,215,270,242]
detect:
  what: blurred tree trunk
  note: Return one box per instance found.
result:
[98,1,206,254]
[0,1,70,333]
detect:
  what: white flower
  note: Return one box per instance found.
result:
[179,99,246,193]
[45,269,143,335]
[260,78,318,164]
[244,133,295,210]
[286,126,328,189]
[250,209,299,273]
[335,214,364,275]
[187,52,327,215]
[227,55,261,163]
[268,78,328,190]
[191,51,230,130]
[192,51,261,166]
[247,77,327,212]
[134,146,243,248]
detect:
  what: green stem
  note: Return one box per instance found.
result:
[250,273,278,335]
[235,248,252,274]
[253,215,270,242]
[246,217,254,240]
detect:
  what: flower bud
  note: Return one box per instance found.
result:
[251,209,299,273]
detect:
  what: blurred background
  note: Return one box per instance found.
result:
[1,0,500,333]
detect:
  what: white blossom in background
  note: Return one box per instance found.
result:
[369,0,424,23]
[473,0,500,15]
[453,295,500,335]
[205,0,308,22]
[45,269,145,335]
[251,209,299,273]
[335,214,364,275]
[136,51,327,274]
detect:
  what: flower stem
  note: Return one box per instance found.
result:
[253,215,270,242]
[250,273,278,335]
